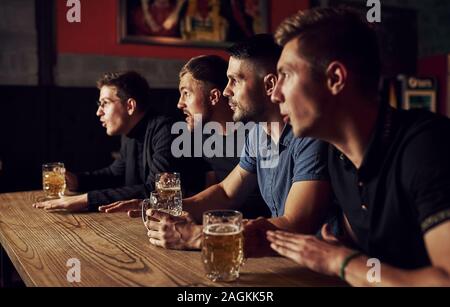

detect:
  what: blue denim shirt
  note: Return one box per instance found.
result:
[239,124,329,217]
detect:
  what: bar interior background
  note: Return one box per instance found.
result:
[0,0,449,193]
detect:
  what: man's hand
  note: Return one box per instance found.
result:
[98,199,142,217]
[65,171,79,192]
[32,194,88,213]
[244,217,279,258]
[146,210,202,250]
[267,223,356,277]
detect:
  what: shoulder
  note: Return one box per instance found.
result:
[396,110,450,163]
[291,137,329,157]
[147,115,175,128]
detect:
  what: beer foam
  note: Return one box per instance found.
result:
[204,224,242,235]
[157,187,181,191]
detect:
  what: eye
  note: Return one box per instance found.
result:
[97,100,109,108]
[279,71,288,79]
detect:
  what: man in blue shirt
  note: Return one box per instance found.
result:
[239,123,328,218]
[144,34,333,257]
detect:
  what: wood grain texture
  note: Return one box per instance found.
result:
[0,191,346,287]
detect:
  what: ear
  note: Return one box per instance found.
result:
[326,61,347,95]
[209,88,222,106]
[264,74,278,96]
[126,98,138,115]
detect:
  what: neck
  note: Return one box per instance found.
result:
[125,111,146,136]
[327,99,379,169]
[260,103,285,144]
[210,98,234,135]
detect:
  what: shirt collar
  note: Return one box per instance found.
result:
[334,104,396,180]
[358,104,395,180]
[126,111,151,140]
[279,124,293,147]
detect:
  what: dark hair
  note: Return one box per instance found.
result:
[97,71,152,112]
[275,7,381,95]
[179,55,228,91]
[227,34,282,73]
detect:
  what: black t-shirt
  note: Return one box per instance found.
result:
[329,106,450,269]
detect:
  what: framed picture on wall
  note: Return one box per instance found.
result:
[118,0,270,48]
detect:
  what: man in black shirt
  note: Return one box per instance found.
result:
[268,8,450,286]
[33,71,176,212]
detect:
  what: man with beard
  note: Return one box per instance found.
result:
[99,55,270,219]
[141,35,333,256]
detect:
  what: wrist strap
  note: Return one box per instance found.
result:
[339,251,362,281]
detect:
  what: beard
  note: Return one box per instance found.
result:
[231,100,265,123]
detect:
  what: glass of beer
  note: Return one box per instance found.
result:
[202,210,244,282]
[42,162,66,199]
[155,173,182,216]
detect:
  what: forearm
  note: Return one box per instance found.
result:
[77,172,123,191]
[344,256,450,287]
[267,216,301,232]
[183,183,237,223]
[87,184,148,212]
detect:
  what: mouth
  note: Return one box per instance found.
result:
[183,111,193,122]
[282,115,290,124]
[101,121,107,128]
[228,102,237,111]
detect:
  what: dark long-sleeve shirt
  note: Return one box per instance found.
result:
[76,113,177,212]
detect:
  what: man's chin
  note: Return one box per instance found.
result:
[105,129,119,136]
[292,124,313,139]
[233,112,249,123]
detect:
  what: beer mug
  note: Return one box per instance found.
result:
[202,210,244,282]
[141,191,182,228]
[142,192,162,227]
[42,162,66,199]
[155,173,182,216]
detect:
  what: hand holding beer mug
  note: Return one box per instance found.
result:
[42,162,66,199]
[155,172,182,216]
[202,210,244,282]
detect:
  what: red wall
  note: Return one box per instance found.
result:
[57,0,309,59]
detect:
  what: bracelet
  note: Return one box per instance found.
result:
[339,251,362,281]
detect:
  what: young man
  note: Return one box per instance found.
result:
[101,55,270,218]
[33,71,176,213]
[268,7,450,286]
[140,35,332,256]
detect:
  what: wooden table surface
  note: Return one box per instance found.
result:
[0,191,346,287]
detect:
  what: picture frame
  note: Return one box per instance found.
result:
[400,76,437,113]
[118,0,270,48]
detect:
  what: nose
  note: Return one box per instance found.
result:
[96,105,104,117]
[177,97,186,110]
[271,80,284,105]
[223,82,233,98]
